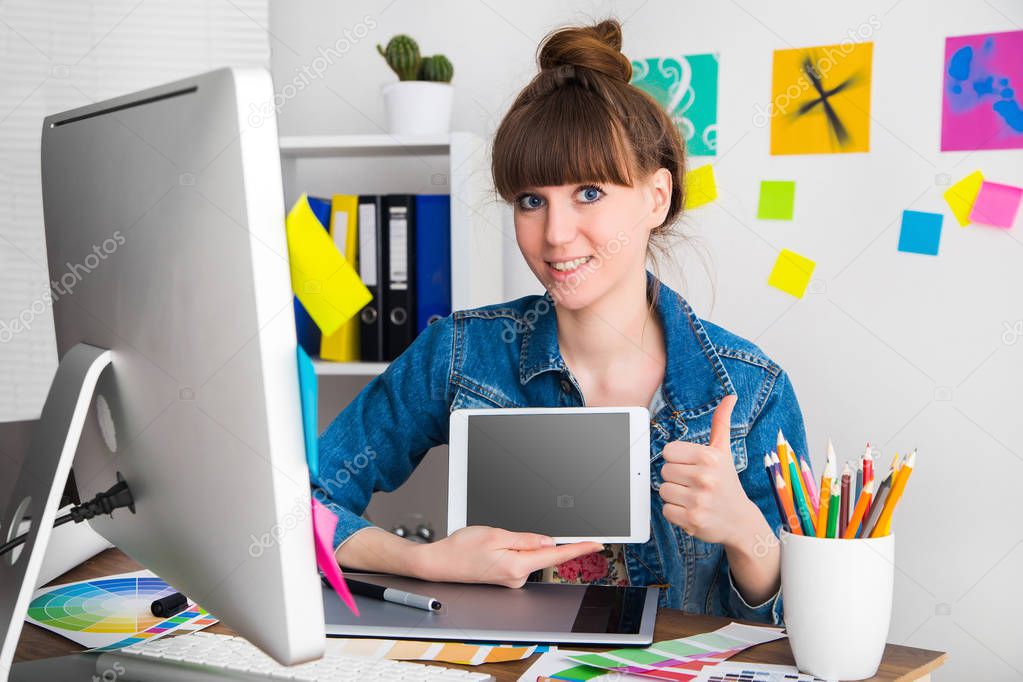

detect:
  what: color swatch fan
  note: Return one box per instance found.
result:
[26,570,217,651]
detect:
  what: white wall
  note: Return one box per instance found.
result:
[0,0,272,423]
[271,1,1023,677]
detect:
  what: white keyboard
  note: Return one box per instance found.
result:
[94,631,496,681]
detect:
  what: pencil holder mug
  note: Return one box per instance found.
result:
[780,530,895,680]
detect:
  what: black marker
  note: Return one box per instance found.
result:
[151,592,188,618]
[322,576,441,612]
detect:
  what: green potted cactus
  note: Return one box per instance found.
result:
[377,34,454,135]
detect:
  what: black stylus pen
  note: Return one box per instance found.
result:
[322,576,442,612]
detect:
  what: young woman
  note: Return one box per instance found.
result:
[316,19,810,624]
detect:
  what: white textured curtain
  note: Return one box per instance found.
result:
[0,0,271,421]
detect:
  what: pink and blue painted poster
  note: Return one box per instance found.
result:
[941,30,1023,151]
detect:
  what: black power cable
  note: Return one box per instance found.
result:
[0,472,134,557]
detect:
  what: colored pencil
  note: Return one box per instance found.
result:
[825,479,841,538]
[770,450,784,482]
[854,457,863,509]
[861,468,894,538]
[782,432,813,517]
[871,449,916,538]
[787,457,816,536]
[839,462,851,538]
[843,479,875,539]
[774,472,802,535]
[765,455,788,533]
[777,431,793,496]
[770,451,793,526]
[776,431,793,497]
[815,443,835,538]
[800,458,820,518]
[862,448,875,522]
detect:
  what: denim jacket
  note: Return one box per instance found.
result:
[315,270,811,626]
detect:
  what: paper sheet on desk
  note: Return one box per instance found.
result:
[690,660,827,681]
[563,623,787,682]
[519,647,648,680]
[519,651,827,682]
[25,569,218,651]
[327,637,547,665]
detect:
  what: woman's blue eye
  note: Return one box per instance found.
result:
[577,186,603,203]
[517,194,544,211]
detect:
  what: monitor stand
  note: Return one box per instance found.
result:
[0,343,112,679]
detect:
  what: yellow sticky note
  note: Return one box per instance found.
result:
[768,248,816,299]
[685,164,717,209]
[943,170,984,227]
[287,194,371,336]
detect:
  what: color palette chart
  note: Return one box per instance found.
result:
[554,623,787,682]
[26,570,217,651]
[327,637,548,665]
[692,661,827,681]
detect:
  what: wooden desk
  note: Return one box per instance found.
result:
[15,549,946,681]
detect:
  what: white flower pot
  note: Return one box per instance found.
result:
[382,81,453,136]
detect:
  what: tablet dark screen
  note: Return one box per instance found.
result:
[465,412,631,536]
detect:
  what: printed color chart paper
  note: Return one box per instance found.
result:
[559,623,787,682]
[331,638,548,666]
[26,570,217,651]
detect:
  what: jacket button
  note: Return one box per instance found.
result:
[559,379,572,393]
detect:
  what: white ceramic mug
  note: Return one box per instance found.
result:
[780,530,895,680]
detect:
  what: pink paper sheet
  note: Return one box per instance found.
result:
[312,497,360,616]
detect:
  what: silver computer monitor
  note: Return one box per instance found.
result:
[36,67,325,665]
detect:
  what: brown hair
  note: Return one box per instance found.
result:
[491,18,688,308]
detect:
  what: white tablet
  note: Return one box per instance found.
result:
[448,407,650,544]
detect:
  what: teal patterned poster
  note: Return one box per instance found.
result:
[630,54,719,156]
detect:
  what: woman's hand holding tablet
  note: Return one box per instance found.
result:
[410,526,603,588]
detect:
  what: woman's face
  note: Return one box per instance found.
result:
[512,169,671,309]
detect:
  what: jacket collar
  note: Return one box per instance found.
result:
[519,270,734,422]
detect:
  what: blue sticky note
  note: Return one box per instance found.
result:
[897,210,943,256]
[297,346,319,478]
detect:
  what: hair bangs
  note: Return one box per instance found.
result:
[492,89,638,201]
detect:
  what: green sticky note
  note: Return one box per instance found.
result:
[757,180,796,220]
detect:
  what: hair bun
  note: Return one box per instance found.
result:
[537,19,632,84]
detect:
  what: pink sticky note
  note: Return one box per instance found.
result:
[969,181,1023,228]
[311,497,360,616]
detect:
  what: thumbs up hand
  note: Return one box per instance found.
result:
[657,394,759,548]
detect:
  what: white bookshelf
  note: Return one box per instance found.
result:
[281,132,503,538]
[311,360,388,376]
[278,131,505,377]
